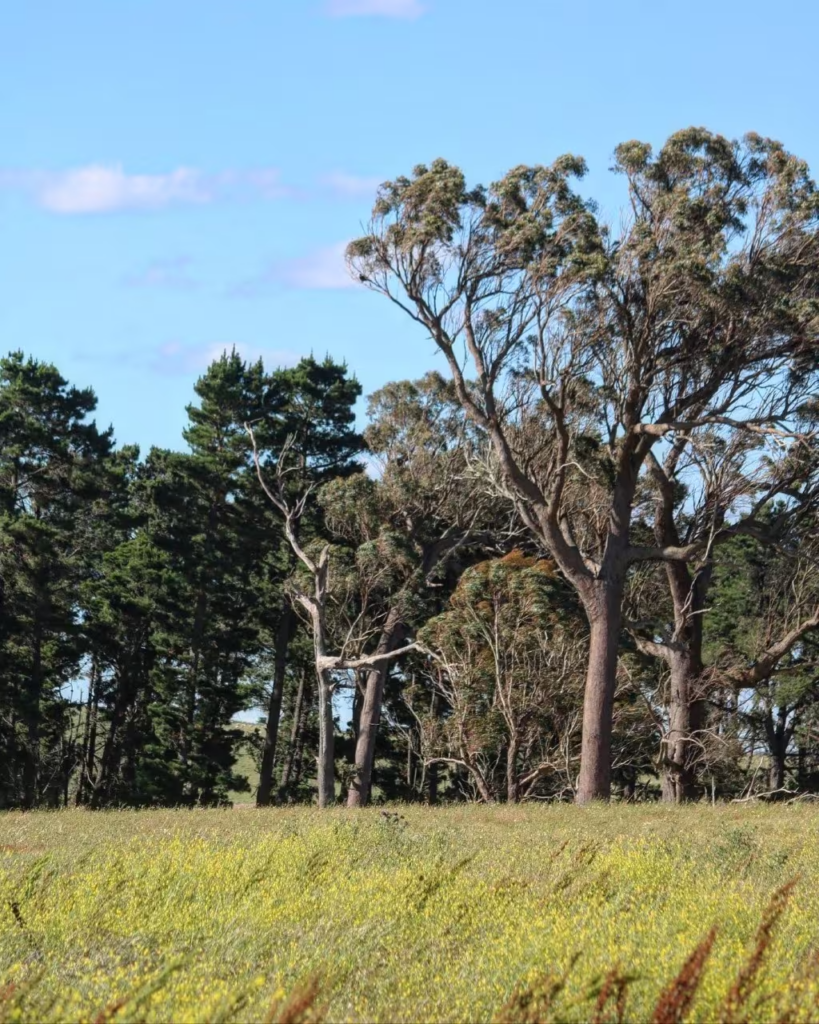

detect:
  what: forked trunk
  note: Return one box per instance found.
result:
[347,609,405,808]
[576,584,623,805]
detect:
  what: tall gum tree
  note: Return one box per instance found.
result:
[348,129,819,802]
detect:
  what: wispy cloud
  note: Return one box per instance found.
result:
[232,242,358,297]
[320,171,383,199]
[149,341,301,376]
[282,243,358,290]
[325,0,425,17]
[76,341,301,377]
[123,256,199,291]
[0,165,292,214]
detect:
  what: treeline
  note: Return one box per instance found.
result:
[2,127,819,809]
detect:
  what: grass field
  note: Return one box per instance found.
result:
[2,805,819,1022]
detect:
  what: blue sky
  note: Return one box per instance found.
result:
[2,0,817,454]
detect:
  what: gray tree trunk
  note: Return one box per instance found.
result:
[347,608,405,808]
[316,668,335,807]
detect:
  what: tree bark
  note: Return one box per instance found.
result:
[576,584,623,804]
[256,603,293,807]
[347,608,405,808]
[769,748,786,793]
[662,649,703,803]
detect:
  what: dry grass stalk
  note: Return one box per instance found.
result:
[264,977,327,1024]
[590,966,632,1024]
[92,999,127,1024]
[494,954,581,1024]
[651,926,718,1024]
[0,984,17,1024]
[493,974,564,1024]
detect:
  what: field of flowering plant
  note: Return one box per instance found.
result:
[1,804,819,1022]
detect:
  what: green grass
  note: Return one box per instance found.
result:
[2,804,819,1022]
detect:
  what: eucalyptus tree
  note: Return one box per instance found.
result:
[418,551,587,803]
[349,129,819,801]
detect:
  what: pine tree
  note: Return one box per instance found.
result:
[0,352,113,808]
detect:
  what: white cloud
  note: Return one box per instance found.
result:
[0,165,291,214]
[123,256,199,290]
[321,171,383,199]
[232,242,359,297]
[41,166,207,213]
[326,0,425,17]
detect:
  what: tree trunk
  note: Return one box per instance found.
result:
[76,662,98,806]
[576,585,623,804]
[797,743,807,791]
[279,668,306,799]
[769,748,786,793]
[256,603,293,807]
[406,736,414,791]
[766,706,789,794]
[316,668,335,807]
[93,677,131,808]
[506,738,519,803]
[351,674,364,744]
[347,608,405,808]
[470,763,495,804]
[662,650,703,803]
